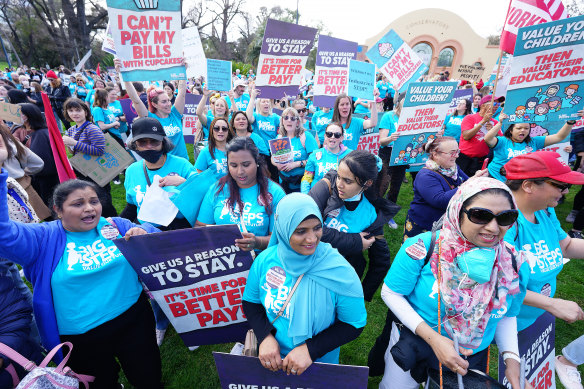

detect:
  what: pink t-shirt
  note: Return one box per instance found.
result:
[460,113,499,158]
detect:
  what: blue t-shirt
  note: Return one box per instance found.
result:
[505,208,567,331]
[341,117,366,151]
[148,106,189,161]
[51,218,143,335]
[108,100,128,135]
[276,135,318,190]
[85,89,96,105]
[249,132,270,156]
[378,111,398,148]
[301,147,352,193]
[377,81,390,99]
[354,101,371,116]
[488,136,546,181]
[324,195,377,233]
[124,154,195,224]
[75,86,89,99]
[443,114,464,142]
[253,113,280,145]
[92,106,122,139]
[195,146,228,175]
[226,93,251,111]
[243,245,367,363]
[198,180,285,238]
[385,231,529,352]
[311,110,333,144]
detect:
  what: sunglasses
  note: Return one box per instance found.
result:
[546,180,570,191]
[462,207,518,226]
[325,131,342,139]
[136,139,162,147]
[283,116,298,121]
[213,126,229,132]
[297,108,307,113]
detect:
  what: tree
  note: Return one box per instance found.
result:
[207,0,245,60]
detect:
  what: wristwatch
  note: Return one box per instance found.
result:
[567,120,577,125]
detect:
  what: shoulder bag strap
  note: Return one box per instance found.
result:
[270,274,304,324]
[7,187,35,221]
[0,342,36,371]
[143,161,152,187]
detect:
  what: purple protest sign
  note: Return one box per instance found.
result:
[213,352,369,389]
[113,225,254,347]
[119,98,138,127]
[182,93,203,143]
[446,89,473,116]
[255,19,317,99]
[313,35,357,108]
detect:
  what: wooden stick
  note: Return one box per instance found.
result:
[492,50,504,98]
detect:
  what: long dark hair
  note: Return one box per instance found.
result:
[504,123,532,145]
[19,103,46,130]
[339,150,379,204]
[230,110,252,135]
[208,117,233,159]
[0,121,26,160]
[332,94,353,127]
[216,137,274,216]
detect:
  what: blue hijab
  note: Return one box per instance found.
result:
[269,193,364,344]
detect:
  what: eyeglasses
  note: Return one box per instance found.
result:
[283,116,298,121]
[136,139,162,147]
[213,126,229,132]
[325,131,342,139]
[462,207,518,226]
[297,108,307,113]
[546,180,570,192]
[437,149,460,157]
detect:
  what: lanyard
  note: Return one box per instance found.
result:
[7,188,34,221]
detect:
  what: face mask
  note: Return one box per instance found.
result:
[136,149,163,164]
[455,247,496,284]
[344,189,363,202]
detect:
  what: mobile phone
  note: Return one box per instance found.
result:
[481,158,490,170]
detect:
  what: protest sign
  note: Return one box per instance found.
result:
[255,19,317,99]
[182,93,202,143]
[69,133,134,187]
[119,98,138,127]
[0,101,23,124]
[366,29,428,93]
[106,0,185,82]
[182,26,207,80]
[313,35,357,108]
[213,352,369,389]
[390,82,457,167]
[498,312,556,388]
[503,16,584,126]
[171,169,224,226]
[487,54,511,86]
[102,22,116,55]
[452,64,486,82]
[446,89,474,116]
[74,49,92,72]
[529,122,570,162]
[348,60,376,100]
[114,225,254,347]
[207,59,233,91]
[269,137,293,163]
[355,112,385,156]
[107,67,117,80]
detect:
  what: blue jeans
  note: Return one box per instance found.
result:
[563,334,584,365]
[150,298,170,331]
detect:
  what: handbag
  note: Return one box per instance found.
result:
[242,274,305,357]
[0,341,94,389]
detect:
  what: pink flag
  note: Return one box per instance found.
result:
[500,0,568,54]
[42,93,76,182]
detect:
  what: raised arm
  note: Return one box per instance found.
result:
[484,113,506,147]
[173,78,187,114]
[246,86,258,124]
[196,87,211,127]
[363,89,380,129]
[544,110,583,146]
[114,58,148,118]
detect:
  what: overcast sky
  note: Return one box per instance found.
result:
[244,0,510,43]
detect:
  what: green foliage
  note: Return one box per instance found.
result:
[231,61,253,76]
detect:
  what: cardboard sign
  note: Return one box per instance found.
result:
[207,59,233,91]
[102,22,117,55]
[113,225,254,347]
[269,137,293,163]
[182,26,207,80]
[255,19,317,99]
[390,82,457,167]
[453,64,486,82]
[0,101,23,124]
[348,60,376,100]
[69,133,134,187]
[213,352,369,389]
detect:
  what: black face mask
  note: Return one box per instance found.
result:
[136,149,164,163]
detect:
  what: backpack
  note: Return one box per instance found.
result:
[0,342,94,389]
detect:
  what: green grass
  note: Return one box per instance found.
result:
[109,149,583,388]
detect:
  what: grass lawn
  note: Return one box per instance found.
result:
[110,144,584,388]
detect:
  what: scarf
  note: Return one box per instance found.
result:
[425,159,458,180]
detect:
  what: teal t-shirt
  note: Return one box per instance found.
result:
[198,180,285,238]
[488,136,546,181]
[148,106,189,161]
[124,154,195,224]
[253,113,280,145]
[242,245,367,363]
[324,195,377,233]
[195,146,228,175]
[354,101,371,116]
[51,218,143,335]
[249,132,270,156]
[377,81,390,99]
[505,208,567,331]
[443,114,464,142]
[108,100,128,135]
[92,106,122,139]
[342,117,366,150]
[385,231,529,352]
[301,146,352,193]
[276,135,318,190]
[378,111,398,148]
[226,93,251,111]
[311,110,333,144]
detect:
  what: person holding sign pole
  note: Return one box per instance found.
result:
[379,177,531,389]
[196,137,285,252]
[0,139,163,389]
[332,92,379,151]
[242,193,367,374]
[197,87,232,141]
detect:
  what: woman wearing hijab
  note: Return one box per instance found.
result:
[379,177,531,389]
[242,193,367,375]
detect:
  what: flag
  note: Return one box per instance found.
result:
[42,93,76,182]
[96,63,101,77]
[500,0,568,54]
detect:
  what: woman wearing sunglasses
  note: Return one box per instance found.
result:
[197,88,232,141]
[271,107,318,193]
[195,117,233,175]
[379,177,530,389]
[484,111,582,181]
[502,152,584,337]
[300,122,351,194]
[404,136,472,241]
[293,99,319,147]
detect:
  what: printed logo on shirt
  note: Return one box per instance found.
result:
[133,185,146,206]
[214,158,228,174]
[65,240,122,271]
[164,123,181,136]
[258,120,276,132]
[344,132,354,141]
[316,116,331,127]
[261,281,292,319]
[506,146,533,159]
[292,147,302,159]
[218,200,265,227]
[521,239,562,274]
[448,117,463,126]
[317,161,338,175]
[491,304,508,319]
[325,216,348,232]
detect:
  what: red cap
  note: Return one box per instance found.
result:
[503,151,584,184]
[479,95,505,107]
[45,70,58,79]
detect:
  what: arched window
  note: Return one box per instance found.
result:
[412,42,433,69]
[437,47,455,67]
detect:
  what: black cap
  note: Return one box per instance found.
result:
[131,117,166,141]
